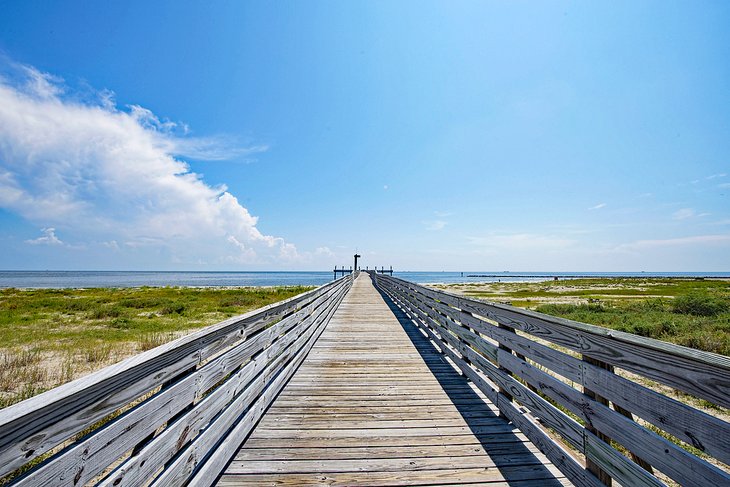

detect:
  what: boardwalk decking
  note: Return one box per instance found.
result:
[218,273,569,486]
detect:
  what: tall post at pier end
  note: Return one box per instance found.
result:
[354,254,361,272]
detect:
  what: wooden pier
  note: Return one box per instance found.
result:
[1,272,729,486]
[219,272,565,485]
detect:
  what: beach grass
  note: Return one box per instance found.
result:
[0,285,313,409]
[434,278,730,355]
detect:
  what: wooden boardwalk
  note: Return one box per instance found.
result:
[218,273,568,486]
[4,273,727,486]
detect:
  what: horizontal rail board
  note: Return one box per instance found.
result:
[389,277,730,408]
[382,287,599,487]
[3,274,354,486]
[388,277,730,465]
[219,272,571,487]
[374,273,730,487]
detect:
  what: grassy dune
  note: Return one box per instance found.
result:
[2,278,728,410]
[0,285,313,409]
[433,278,730,355]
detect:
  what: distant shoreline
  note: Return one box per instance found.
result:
[464,274,730,279]
[2,270,730,289]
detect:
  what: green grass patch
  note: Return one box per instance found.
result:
[535,295,730,355]
[440,278,730,356]
[0,286,312,351]
[0,285,313,409]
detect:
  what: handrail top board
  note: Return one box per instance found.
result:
[0,280,337,426]
[385,274,730,370]
[0,274,354,486]
[374,273,730,487]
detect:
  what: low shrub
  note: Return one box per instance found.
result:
[89,306,124,319]
[672,293,728,317]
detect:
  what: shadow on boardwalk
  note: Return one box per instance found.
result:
[375,286,565,487]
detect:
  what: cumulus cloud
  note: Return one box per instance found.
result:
[25,228,63,246]
[0,62,298,267]
[315,246,335,257]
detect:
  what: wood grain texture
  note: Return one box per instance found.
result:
[381,284,597,487]
[375,273,730,487]
[97,281,349,487]
[14,282,347,487]
[386,279,725,486]
[218,272,568,486]
[383,276,730,408]
[0,279,348,479]
[390,277,730,465]
[5,277,351,486]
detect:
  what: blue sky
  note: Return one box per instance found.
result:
[0,1,728,271]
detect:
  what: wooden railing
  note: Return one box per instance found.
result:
[373,273,730,487]
[0,274,353,486]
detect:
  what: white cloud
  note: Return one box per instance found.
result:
[315,246,335,257]
[706,173,727,180]
[672,208,695,220]
[423,220,447,231]
[19,65,63,99]
[0,62,300,267]
[588,203,606,210]
[101,240,120,251]
[616,234,730,252]
[467,233,575,251]
[25,228,63,246]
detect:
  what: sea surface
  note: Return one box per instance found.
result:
[0,270,728,289]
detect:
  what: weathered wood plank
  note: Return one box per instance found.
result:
[217,273,566,487]
[377,274,730,487]
[234,443,539,461]
[224,453,554,474]
[157,291,340,487]
[381,280,602,487]
[239,433,530,449]
[384,275,730,408]
[97,282,347,487]
[496,348,729,486]
[217,467,568,487]
[8,278,350,487]
[387,277,730,465]
[0,277,347,478]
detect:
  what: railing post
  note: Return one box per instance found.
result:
[582,355,613,486]
[582,355,654,480]
[496,324,516,417]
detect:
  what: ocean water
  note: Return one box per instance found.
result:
[0,270,727,289]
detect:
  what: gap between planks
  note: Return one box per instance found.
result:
[216,273,570,486]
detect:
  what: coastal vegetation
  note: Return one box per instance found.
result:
[433,278,730,356]
[2,278,728,412]
[0,285,313,409]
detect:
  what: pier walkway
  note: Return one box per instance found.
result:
[3,271,728,487]
[218,273,567,486]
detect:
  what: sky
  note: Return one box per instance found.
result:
[0,1,728,271]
